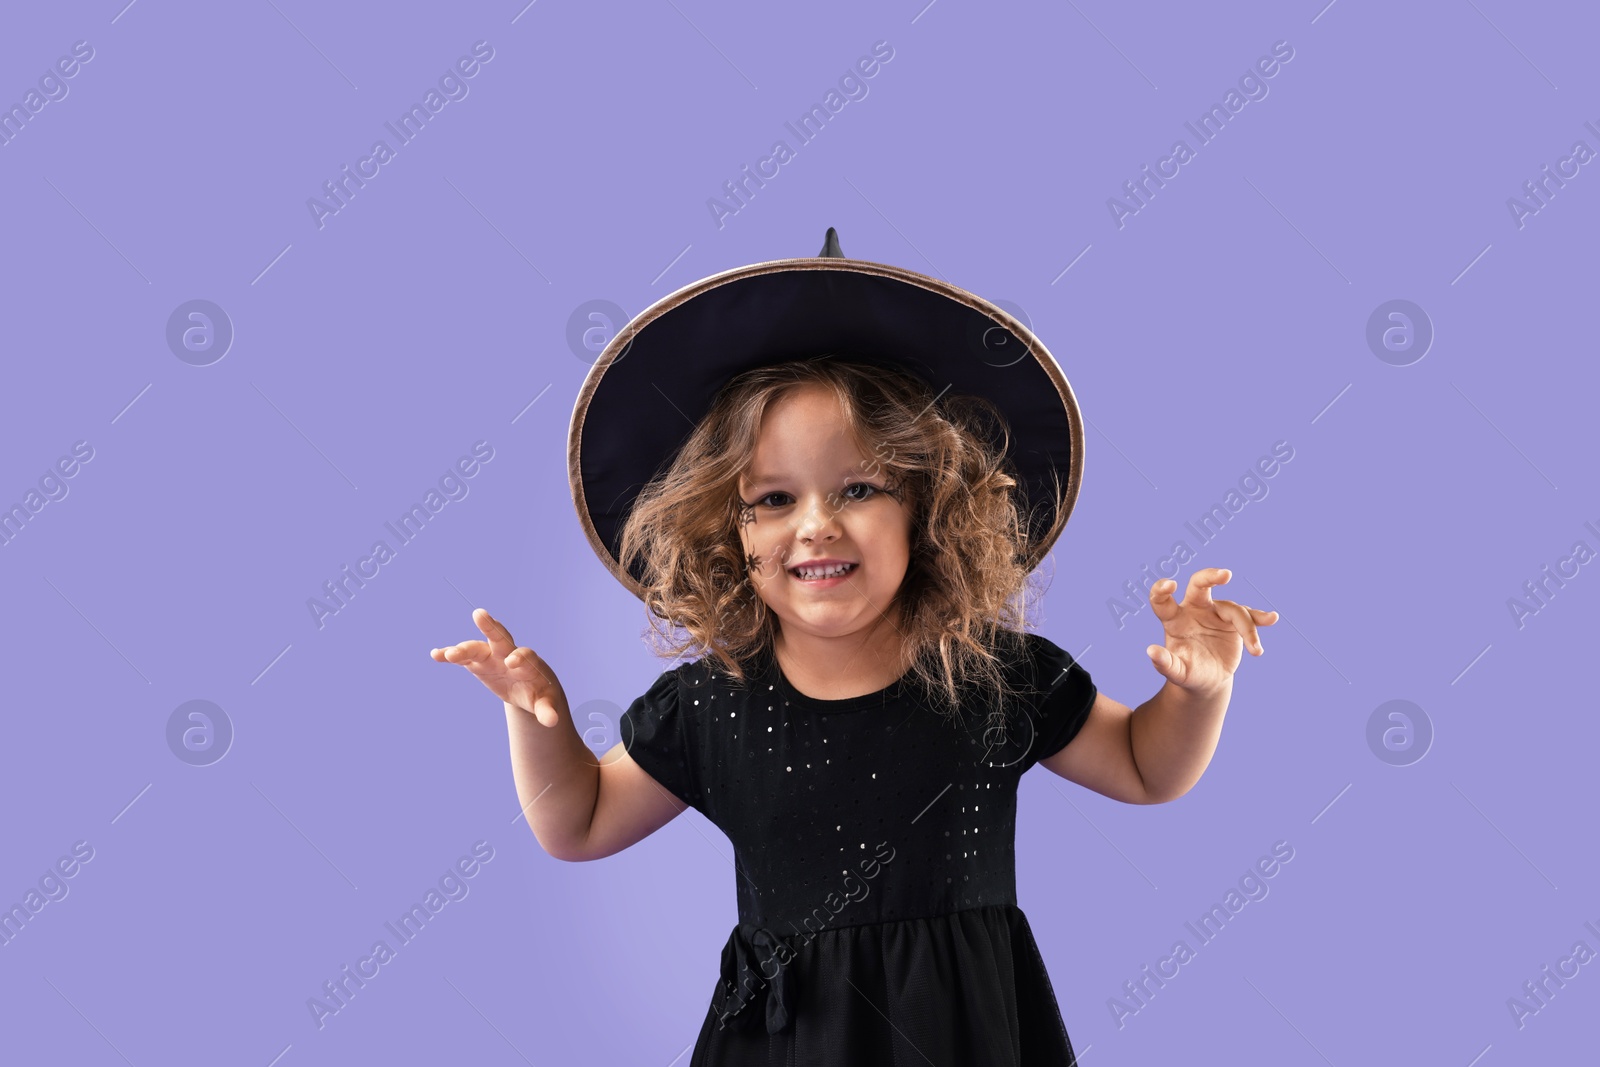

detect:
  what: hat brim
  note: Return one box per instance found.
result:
[568,253,1085,602]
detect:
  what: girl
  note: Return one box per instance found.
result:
[431,230,1277,1064]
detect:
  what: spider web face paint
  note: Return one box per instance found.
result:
[735,499,778,580]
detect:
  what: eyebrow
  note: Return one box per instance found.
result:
[743,467,879,488]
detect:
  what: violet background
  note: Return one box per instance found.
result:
[2,1,1595,1063]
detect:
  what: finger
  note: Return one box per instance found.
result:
[506,646,553,686]
[531,692,560,728]
[474,609,516,659]
[442,641,490,665]
[1147,577,1184,624]
[1146,644,1184,685]
[1230,602,1281,626]
[1183,567,1231,606]
[1213,599,1263,654]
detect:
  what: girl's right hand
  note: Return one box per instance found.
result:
[430,609,567,727]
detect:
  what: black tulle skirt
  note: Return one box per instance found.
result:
[689,903,1078,1066]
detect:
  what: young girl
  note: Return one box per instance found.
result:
[431,231,1277,1064]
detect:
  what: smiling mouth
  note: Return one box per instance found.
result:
[788,562,858,581]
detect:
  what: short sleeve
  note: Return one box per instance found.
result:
[619,668,702,811]
[1023,633,1098,769]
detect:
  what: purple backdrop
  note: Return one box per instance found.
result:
[2,1,1594,1063]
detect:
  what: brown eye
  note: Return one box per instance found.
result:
[842,483,879,501]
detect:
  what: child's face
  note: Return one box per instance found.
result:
[735,383,912,642]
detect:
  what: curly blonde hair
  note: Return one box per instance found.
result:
[616,355,1064,718]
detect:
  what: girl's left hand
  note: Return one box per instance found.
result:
[1146,567,1279,696]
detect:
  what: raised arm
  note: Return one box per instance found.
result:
[1037,685,1229,804]
[1038,567,1277,804]
[431,609,685,862]
[579,743,690,860]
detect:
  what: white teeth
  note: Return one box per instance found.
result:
[794,562,853,580]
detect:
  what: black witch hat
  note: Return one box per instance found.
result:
[567,227,1086,600]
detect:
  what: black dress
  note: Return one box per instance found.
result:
[619,630,1098,1066]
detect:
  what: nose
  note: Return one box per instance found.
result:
[793,491,841,544]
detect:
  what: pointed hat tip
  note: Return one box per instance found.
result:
[818,227,843,258]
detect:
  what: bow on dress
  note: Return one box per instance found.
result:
[711,923,797,1034]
